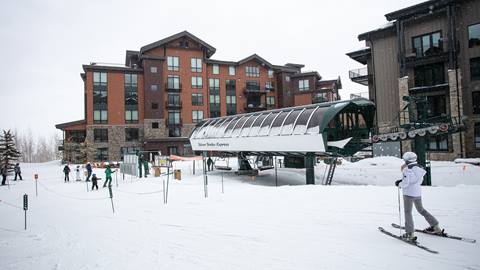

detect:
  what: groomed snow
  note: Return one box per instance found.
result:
[1,157,479,270]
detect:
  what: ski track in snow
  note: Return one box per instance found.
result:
[0,158,479,270]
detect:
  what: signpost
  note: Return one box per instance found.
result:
[34,174,38,196]
[23,194,28,230]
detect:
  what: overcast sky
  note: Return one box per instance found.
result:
[0,0,423,138]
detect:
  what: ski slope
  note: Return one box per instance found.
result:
[1,157,479,270]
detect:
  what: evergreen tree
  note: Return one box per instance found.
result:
[0,130,22,172]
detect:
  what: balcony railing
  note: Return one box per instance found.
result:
[244,103,266,112]
[165,101,182,109]
[349,67,369,86]
[166,82,182,92]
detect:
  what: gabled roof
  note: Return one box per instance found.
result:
[238,54,273,68]
[140,31,216,57]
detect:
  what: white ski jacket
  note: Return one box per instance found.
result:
[401,163,426,197]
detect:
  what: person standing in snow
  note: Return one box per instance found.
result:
[63,164,71,182]
[85,162,92,182]
[91,173,99,190]
[14,163,22,180]
[143,160,149,178]
[395,152,442,241]
[207,157,213,171]
[103,164,114,187]
[75,165,81,181]
[1,165,7,186]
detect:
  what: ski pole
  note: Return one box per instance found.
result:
[397,185,402,235]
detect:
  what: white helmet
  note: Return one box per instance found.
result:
[402,152,417,163]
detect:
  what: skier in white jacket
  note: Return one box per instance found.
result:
[395,152,442,241]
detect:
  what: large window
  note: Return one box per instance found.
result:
[94,129,108,143]
[246,66,260,77]
[426,134,448,151]
[226,80,236,94]
[473,92,480,114]
[268,69,274,78]
[212,64,220,75]
[299,79,310,91]
[229,66,236,76]
[471,57,480,81]
[191,76,203,89]
[246,81,260,91]
[226,95,236,115]
[209,94,221,117]
[192,93,204,106]
[412,31,442,57]
[167,75,180,90]
[125,74,138,123]
[96,148,108,161]
[267,96,275,108]
[125,128,139,142]
[468,23,480,48]
[209,78,220,91]
[191,58,202,72]
[168,94,181,106]
[475,123,480,149]
[93,72,108,124]
[167,56,179,71]
[192,110,204,123]
[414,63,445,87]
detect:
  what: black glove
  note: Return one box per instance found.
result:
[395,180,402,187]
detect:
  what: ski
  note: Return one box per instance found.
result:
[391,223,476,243]
[378,227,439,254]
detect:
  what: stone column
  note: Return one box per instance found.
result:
[398,76,412,154]
[448,69,465,158]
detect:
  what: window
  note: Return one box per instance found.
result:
[168,146,178,155]
[125,74,138,123]
[93,72,108,124]
[212,64,220,75]
[473,92,480,114]
[210,94,220,105]
[265,81,273,90]
[191,58,202,72]
[192,110,204,123]
[125,128,139,142]
[426,134,448,151]
[246,81,260,91]
[209,93,220,118]
[96,148,108,161]
[152,122,159,129]
[471,57,480,81]
[468,23,480,48]
[168,110,181,125]
[268,69,274,78]
[285,76,290,82]
[93,72,107,86]
[150,84,158,91]
[150,66,157,73]
[414,63,445,87]
[93,110,108,124]
[209,78,220,91]
[192,93,204,106]
[183,144,193,156]
[475,123,480,149]
[226,95,236,115]
[229,66,236,75]
[226,79,236,94]
[191,76,203,89]
[267,96,275,107]
[299,79,310,91]
[169,127,181,137]
[167,56,179,71]
[412,31,442,57]
[425,95,446,118]
[94,129,108,143]
[246,66,260,77]
[151,102,158,109]
[168,94,181,106]
[167,75,180,90]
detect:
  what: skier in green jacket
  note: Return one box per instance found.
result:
[103,163,114,188]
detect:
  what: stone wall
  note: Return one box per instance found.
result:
[144,119,167,139]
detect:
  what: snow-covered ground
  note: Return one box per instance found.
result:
[1,157,479,270]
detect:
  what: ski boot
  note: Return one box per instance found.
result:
[424,225,444,235]
[401,232,417,242]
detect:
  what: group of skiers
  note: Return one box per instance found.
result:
[62,162,116,190]
[1,163,23,185]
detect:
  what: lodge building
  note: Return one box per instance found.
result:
[347,0,480,159]
[56,31,342,162]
